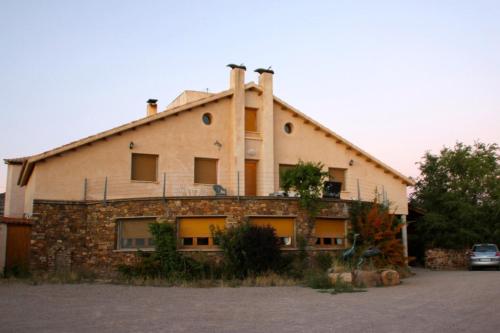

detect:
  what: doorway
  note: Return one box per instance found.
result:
[245,160,257,196]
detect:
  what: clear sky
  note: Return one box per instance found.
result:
[1,0,499,192]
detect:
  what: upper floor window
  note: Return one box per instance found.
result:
[131,153,158,182]
[194,158,218,184]
[329,167,346,191]
[279,164,296,188]
[245,108,258,132]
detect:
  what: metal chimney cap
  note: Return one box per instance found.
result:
[227,63,247,70]
[255,67,274,75]
[147,99,158,104]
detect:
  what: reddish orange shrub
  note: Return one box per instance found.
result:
[351,202,405,268]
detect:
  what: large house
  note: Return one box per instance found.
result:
[3,65,414,276]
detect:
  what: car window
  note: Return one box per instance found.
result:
[473,245,498,252]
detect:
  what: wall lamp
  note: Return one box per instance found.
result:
[349,159,354,166]
[129,141,134,150]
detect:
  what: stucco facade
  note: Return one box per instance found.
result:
[5,66,412,216]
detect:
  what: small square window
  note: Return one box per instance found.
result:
[183,238,194,246]
[197,237,209,246]
[117,218,155,250]
[131,153,158,182]
[194,158,218,184]
[323,238,333,245]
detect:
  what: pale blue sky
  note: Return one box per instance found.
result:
[1,0,499,192]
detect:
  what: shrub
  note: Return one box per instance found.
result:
[304,269,333,289]
[312,252,333,272]
[349,201,405,268]
[213,223,282,279]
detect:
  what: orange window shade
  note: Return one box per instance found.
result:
[245,108,257,132]
[178,218,226,238]
[131,153,158,181]
[329,168,346,190]
[121,218,155,238]
[249,217,295,237]
[279,164,296,188]
[194,158,217,184]
[314,219,345,237]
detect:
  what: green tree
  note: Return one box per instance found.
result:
[280,160,328,221]
[411,142,500,249]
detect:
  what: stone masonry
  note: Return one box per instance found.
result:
[31,197,350,277]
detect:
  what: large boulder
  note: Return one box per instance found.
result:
[380,269,400,286]
[328,272,353,284]
[353,270,382,287]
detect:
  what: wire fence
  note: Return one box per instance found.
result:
[36,171,400,206]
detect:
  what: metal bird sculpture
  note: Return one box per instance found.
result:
[356,246,382,269]
[227,63,247,70]
[342,233,359,262]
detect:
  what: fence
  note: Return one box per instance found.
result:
[36,170,396,207]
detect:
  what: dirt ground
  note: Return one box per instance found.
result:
[0,268,499,333]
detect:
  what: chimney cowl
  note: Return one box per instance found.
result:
[147,99,158,104]
[255,67,274,75]
[227,63,247,71]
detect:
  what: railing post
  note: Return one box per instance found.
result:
[357,178,361,201]
[237,171,240,201]
[83,178,88,201]
[103,176,108,205]
[162,172,166,201]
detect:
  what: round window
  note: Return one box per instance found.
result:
[284,122,293,134]
[202,113,212,125]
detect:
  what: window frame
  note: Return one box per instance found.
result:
[245,107,258,132]
[248,216,297,248]
[194,157,218,185]
[131,153,159,182]
[328,167,347,191]
[115,216,157,251]
[278,164,296,189]
[313,218,347,249]
[177,216,226,250]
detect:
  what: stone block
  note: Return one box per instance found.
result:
[380,269,400,286]
[353,270,382,287]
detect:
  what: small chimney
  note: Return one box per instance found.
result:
[146,99,158,116]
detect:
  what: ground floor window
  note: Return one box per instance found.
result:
[178,217,225,248]
[314,218,346,248]
[117,217,156,250]
[249,217,295,247]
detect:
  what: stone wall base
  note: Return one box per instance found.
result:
[425,248,468,270]
[30,197,350,278]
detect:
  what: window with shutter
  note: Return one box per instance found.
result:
[194,158,218,184]
[131,153,158,181]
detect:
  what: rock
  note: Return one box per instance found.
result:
[380,269,400,286]
[328,272,352,284]
[353,270,382,287]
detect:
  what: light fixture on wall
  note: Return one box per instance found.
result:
[349,159,354,166]
[129,141,134,150]
[214,140,222,150]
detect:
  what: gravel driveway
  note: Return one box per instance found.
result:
[1,268,499,333]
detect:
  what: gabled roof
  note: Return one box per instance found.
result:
[16,83,414,186]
